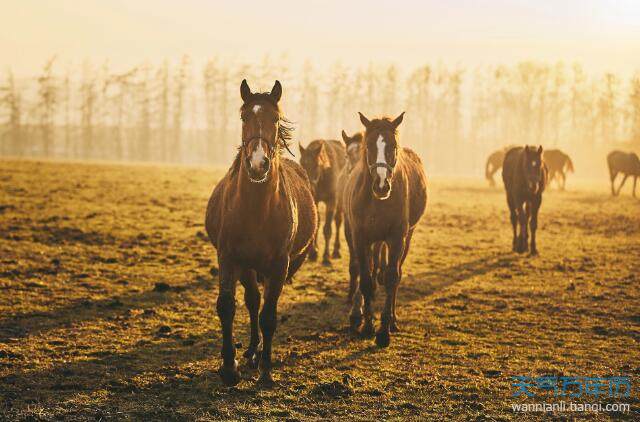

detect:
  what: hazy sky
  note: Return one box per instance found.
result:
[1,0,639,75]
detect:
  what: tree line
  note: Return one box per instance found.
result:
[1,56,639,176]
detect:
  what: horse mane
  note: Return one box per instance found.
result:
[229,95,294,177]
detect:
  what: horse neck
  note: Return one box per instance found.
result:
[236,154,281,208]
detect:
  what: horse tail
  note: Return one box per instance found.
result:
[565,155,574,173]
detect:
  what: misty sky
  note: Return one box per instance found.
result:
[1,0,639,75]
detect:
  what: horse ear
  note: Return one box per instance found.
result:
[270,80,282,103]
[314,142,325,156]
[299,142,305,154]
[537,145,543,154]
[391,111,405,128]
[240,79,251,103]
[359,112,371,128]
[341,130,349,144]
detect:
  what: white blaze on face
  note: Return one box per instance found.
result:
[252,104,261,114]
[375,135,387,188]
[250,141,266,169]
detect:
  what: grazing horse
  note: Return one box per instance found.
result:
[205,80,317,386]
[343,112,427,347]
[502,146,547,255]
[607,150,640,197]
[543,149,574,190]
[299,139,347,264]
[485,145,516,186]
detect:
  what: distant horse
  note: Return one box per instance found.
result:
[607,150,640,197]
[485,146,516,186]
[299,138,347,264]
[502,146,547,255]
[343,112,427,347]
[205,80,317,386]
[543,149,574,190]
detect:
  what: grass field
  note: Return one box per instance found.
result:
[0,159,638,420]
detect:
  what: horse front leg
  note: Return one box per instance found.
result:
[633,176,637,198]
[530,195,542,256]
[517,203,529,254]
[216,258,240,386]
[507,194,518,252]
[617,174,629,196]
[332,209,343,259]
[355,235,375,337]
[322,200,335,265]
[257,259,287,386]
[376,235,405,348]
[239,269,260,369]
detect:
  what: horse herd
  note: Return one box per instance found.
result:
[204,80,640,386]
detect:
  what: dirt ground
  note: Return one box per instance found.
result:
[0,159,638,420]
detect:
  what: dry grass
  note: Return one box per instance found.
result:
[0,159,638,420]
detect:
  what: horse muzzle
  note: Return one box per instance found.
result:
[246,156,271,183]
[370,163,393,200]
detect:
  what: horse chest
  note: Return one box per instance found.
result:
[221,212,291,265]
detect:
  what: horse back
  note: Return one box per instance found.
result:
[608,150,640,175]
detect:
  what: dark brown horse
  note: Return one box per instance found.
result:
[343,112,427,347]
[502,146,547,255]
[205,80,317,386]
[607,150,640,197]
[299,139,347,264]
[543,149,574,190]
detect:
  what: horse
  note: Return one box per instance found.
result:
[343,112,427,348]
[299,138,347,264]
[485,145,516,186]
[543,149,574,190]
[205,80,317,386]
[502,146,547,255]
[607,150,640,197]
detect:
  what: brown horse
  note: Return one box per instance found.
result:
[485,145,517,186]
[343,112,427,347]
[205,80,317,386]
[299,139,346,264]
[338,131,388,303]
[543,149,574,190]
[485,148,506,186]
[607,150,640,197]
[502,146,547,255]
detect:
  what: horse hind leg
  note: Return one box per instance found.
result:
[239,269,261,368]
[322,201,335,265]
[617,174,629,196]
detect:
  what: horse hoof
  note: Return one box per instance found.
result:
[332,250,341,259]
[530,249,539,257]
[375,330,391,348]
[322,257,331,266]
[360,321,375,338]
[256,372,275,388]
[243,350,259,369]
[390,322,401,333]
[349,314,362,333]
[308,252,318,262]
[218,362,241,386]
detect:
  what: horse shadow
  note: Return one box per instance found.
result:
[0,277,212,342]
